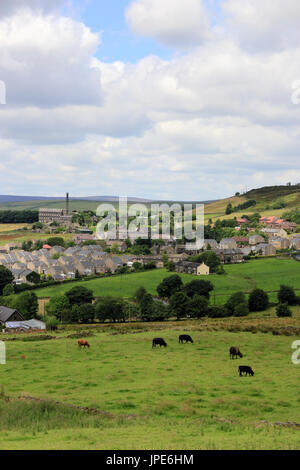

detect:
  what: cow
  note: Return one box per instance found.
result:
[179,334,194,344]
[152,338,167,348]
[230,346,243,359]
[78,339,90,348]
[239,366,254,377]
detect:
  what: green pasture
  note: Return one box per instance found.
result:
[35,258,300,305]
[0,327,300,449]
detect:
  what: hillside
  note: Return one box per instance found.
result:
[204,185,300,222]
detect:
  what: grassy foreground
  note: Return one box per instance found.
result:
[0,324,300,449]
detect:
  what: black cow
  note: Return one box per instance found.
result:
[152,338,167,348]
[239,366,254,377]
[230,346,243,359]
[179,334,194,344]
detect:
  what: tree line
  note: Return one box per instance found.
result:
[0,210,39,223]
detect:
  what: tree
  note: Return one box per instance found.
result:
[225,292,247,316]
[278,285,297,306]
[135,286,147,303]
[226,203,233,215]
[167,261,175,272]
[169,291,189,320]
[78,304,95,323]
[276,302,292,318]
[26,271,41,285]
[234,302,249,317]
[249,289,269,312]
[65,286,94,306]
[2,284,14,296]
[13,291,39,319]
[157,275,183,299]
[0,266,14,296]
[46,237,65,247]
[45,295,70,320]
[186,295,209,319]
[45,316,59,331]
[139,293,155,321]
[95,297,126,323]
[184,279,214,299]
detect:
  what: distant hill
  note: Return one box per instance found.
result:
[204,185,300,222]
[0,195,218,211]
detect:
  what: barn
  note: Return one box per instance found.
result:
[0,306,24,325]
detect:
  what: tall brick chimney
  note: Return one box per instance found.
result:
[66,192,69,215]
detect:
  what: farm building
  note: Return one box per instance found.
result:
[4,319,46,331]
[175,261,210,275]
[0,306,24,325]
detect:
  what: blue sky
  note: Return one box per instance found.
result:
[71,0,173,62]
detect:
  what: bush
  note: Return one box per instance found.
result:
[225,292,247,316]
[278,285,297,306]
[45,316,59,331]
[207,305,228,318]
[276,303,292,318]
[234,302,249,317]
[249,289,269,312]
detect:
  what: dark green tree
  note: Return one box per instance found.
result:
[66,286,94,306]
[186,295,209,318]
[249,289,269,312]
[78,304,96,323]
[157,275,183,299]
[278,285,297,306]
[169,291,189,320]
[225,291,247,316]
[276,302,292,317]
[13,291,39,319]
[184,279,214,299]
[0,266,14,296]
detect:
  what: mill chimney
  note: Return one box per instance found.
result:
[66,192,69,215]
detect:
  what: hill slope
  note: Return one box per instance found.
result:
[204,185,300,222]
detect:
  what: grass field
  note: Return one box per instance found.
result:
[0,324,300,449]
[0,228,74,247]
[35,258,300,306]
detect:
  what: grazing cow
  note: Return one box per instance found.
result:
[239,366,254,377]
[152,338,167,348]
[179,334,194,344]
[78,339,90,348]
[230,346,243,359]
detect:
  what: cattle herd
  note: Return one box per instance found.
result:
[77,335,255,377]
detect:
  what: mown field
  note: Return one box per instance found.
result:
[35,258,300,306]
[0,324,300,450]
[0,228,74,246]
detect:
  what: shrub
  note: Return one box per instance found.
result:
[234,302,249,317]
[276,303,292,318]
[225,291,247,316]
[278,285,297,306]
[249,289,269,312]
[207,305,228,318]
[45,316,59,331]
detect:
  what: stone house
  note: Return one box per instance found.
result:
[175,261,210,276]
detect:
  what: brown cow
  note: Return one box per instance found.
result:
[78,339,90,348]
[229,346,243,359]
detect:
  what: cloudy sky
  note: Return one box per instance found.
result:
[0,0,300,200]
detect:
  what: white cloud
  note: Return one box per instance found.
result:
[0,10,102,107]
[0,0,65,17]
[125,0,210,48]
[223,0,300,52]
[0,1,300,200]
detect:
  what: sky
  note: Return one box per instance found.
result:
[0,0,300,200]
